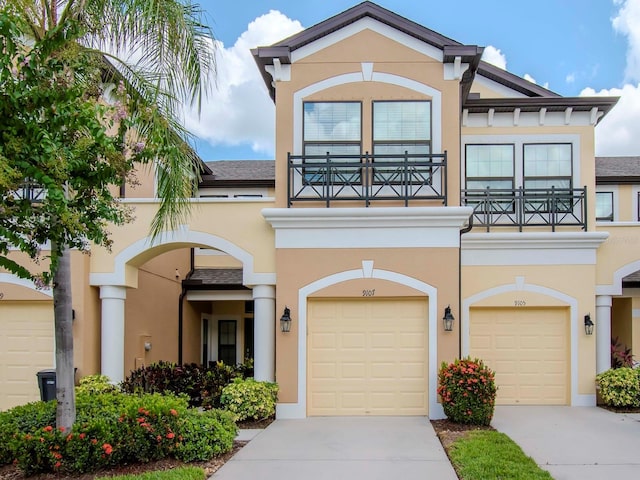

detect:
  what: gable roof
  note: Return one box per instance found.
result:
[596,156,640,183]
[199,160,275,188]
[252,1,565,102]
[253,1,487,101]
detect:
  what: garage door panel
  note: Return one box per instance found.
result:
[469,308,568,406]
[1,302,54,411]
[308,298,428,416]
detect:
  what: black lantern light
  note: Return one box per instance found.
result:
[584,313,594,336]
[443,305,455,332]
[280,306,292,333]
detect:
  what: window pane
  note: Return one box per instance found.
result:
[374,143,430,156]
[304,102,361,141]
[466,180,514,190]
[373,101,430,141]
[303,144,361,184]
[524,144,571,177]
[596,192,613,221]
[524,178,571,189]
[466,145,514,178]
[304,144,361,157]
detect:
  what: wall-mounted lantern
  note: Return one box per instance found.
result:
[443,305,455,332]
[584,313,594,336]
[280,306,292,333]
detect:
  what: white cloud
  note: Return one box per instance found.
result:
[182,11,303,157]
[566,73,576,83]
[585,84,640,155]
[481,45,507,69]
[582,0,640,155]
[612,0,640,82]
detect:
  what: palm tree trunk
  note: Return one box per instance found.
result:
[52,243,76,430]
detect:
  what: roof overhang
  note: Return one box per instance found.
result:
[463,96,619,124]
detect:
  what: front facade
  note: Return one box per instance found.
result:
[0,2,635,418]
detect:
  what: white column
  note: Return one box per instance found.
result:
[100,285,127,383]
[596,295,612,374]
[253,285,276,382]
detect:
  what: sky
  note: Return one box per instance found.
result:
[182,0,640,161]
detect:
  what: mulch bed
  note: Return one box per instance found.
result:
[598,405,640,414]
[0,416,277,479]
[431,418,494,450]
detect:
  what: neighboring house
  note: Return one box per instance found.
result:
[0,2,636,418]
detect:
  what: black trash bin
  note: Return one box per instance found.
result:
[36,369,57,402]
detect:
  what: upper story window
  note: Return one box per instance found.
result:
[303,102,361,183]
[372,101,431,183]
[465,144,514,212]
[465,144,514,191]
[596,191,614,221]
[523,143,572,190]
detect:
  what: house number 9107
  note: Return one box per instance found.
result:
[514,300,526,306]
[362,289,375,297]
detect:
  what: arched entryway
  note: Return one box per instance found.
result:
[89,229,275,383]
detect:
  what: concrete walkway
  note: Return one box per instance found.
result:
[211,417,457,480]
[493,406,640,480]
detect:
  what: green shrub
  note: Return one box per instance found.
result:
[438,357,497,426]
[0,400,56,465]
[596,367,640,407]
[174,409,236,462]
[76,374,118,395]
[121,361,249,409]
[3,391,235,475]
[220,378,278,422]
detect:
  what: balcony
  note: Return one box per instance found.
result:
[287,152,447,207]
[461,186,587,232]
[11,180,45,202]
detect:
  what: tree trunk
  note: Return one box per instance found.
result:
[52,243,76,430]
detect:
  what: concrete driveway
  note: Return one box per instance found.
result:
[492,406,640,480]
[211,417,457,480]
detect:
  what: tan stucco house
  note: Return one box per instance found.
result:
[2,2,637,419]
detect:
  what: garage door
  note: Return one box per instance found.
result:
[469,307,568,405]
[308,298,428,416]
[0,302,54,411]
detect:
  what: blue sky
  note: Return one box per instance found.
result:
[184,0,639,161]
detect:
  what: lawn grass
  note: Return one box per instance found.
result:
[448,430,554,480]
[102,466,206,480]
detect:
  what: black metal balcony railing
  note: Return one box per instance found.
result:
[287,152,447,207]
[11,180,46,202]
[461,186,587,232]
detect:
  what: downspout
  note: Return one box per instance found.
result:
[459,215,474,357]
[178,248,195,364]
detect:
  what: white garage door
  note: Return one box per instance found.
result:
[0,302,54,411]
[469,307,568,405]
[308,298,428,416]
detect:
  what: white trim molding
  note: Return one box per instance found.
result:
[275,261,444,419]
[89,227,275,288]
[461,232,609,266]
[263,207,473,249]
[462,278,591,407]
[291,17,443,64]
[0,273,53,298]
[597,258,640,296]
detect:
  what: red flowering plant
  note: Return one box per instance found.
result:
[437,357,497,425]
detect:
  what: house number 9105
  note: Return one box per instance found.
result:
[514,300,526,306]
[362,289,375,297]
